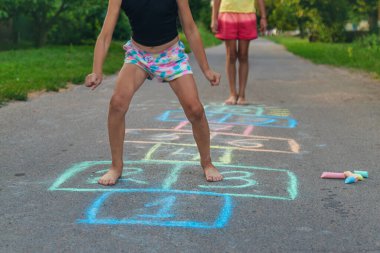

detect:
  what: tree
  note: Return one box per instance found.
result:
[189,0,212,29]
[21,0,90,47]
[269,0,351,42]
[0,0,24,43]
[3,0,99,47]
[269,0,311,38]
[351,0,379,34]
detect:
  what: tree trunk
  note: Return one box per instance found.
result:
[378,0,380,35]
[298,18,308,38]
[369,10,378,34]
[11,17,19,44]
[34,26,48,48]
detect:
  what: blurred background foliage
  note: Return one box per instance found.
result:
[0,0,213,49]
[0,0,378,49]
[267,0,379,42]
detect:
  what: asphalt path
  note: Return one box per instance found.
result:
[1,39,380,253]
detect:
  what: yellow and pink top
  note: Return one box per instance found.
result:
[219,0,256,14]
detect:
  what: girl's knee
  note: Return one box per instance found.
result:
[227,55,238,63]
[185,104,205,122]
[227,51,238,63]
[238,53,248,63]
[109,94,130,113]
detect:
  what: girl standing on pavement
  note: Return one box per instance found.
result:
[211,0,267,105]
[85,0,223,185]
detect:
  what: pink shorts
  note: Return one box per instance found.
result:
[216,13,258,40]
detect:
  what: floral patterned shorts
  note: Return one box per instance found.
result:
[123,40,193,82]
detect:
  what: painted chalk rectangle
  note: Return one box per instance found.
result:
[77,189,233,229]
[125,129,300,154]
[204,104,290,117]
[49,161,177,192]
[204,104,266,116]
[173,121,250,133]
[141,143,233,164]
[172,164,298,200]
[157,110,297,128]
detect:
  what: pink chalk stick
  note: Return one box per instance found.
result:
[321,172,346,179]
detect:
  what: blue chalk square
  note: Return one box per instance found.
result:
[77,189,233,229]
[157,110,297,128]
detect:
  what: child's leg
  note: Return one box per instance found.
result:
[237,40,251,105]
[224,40,238,105]
[169,74,223,182]
[99,64,148,186]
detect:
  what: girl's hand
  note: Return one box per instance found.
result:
[85,73,103,90]
[260,17,268,35]
[205,69,221,86]
[211,19,218,34]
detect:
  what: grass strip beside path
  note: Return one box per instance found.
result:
[0,42,124,104]
[269,36,380,78]
[0,26,222,105]
[180,25,222,53]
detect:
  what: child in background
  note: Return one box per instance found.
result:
[85,0,223,185]
[212,0,267,105]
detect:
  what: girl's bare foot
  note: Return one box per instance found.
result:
[203,164,223,182]
[237,97,248,105]
[224,96,237,105]
[98,167,122,186]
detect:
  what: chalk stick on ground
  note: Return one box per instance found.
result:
[344,171,364,181]
[353,170,368,178]
[345,176,357,184]
[321,172,346,179]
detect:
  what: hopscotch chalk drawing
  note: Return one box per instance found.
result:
[77,189,233,229]
[50,104,299,228]
[49,160,297,200]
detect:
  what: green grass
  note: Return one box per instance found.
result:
[0,26,221,105]
[269,36,380,77]
[0,42,124,104]
[180,24,222,53]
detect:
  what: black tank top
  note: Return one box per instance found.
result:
[121,0,179,46]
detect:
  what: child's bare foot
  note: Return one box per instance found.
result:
[237,97,248,105]
[203,164,223,182]
[98,167,122,186]
[224,96,237,105]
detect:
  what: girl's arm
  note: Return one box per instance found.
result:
[177,0,220,86]
[256,0,267,34]
[85,0,121,90]
[211,0,221,33]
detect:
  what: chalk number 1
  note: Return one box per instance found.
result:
[136,196,176,219]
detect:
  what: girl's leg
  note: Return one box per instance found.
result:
[224,40,238,105]
[237,40,251,105]
[99,64,148,186]
[169,74,223,182]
